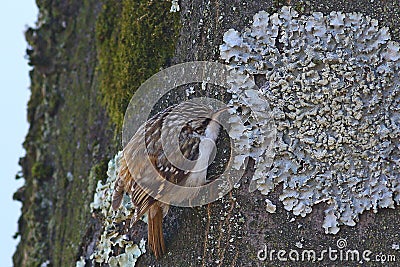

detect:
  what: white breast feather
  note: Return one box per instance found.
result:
[184,120,220,187]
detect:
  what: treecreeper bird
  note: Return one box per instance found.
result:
[112,101,228,258]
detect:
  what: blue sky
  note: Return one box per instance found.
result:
[0,1,38,266]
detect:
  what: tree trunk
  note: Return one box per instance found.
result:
[14,0,400,266]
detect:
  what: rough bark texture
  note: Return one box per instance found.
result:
[14,0,399,266]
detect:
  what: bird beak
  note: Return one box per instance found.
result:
[212,106,232,120]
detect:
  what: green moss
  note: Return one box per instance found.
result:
[31,162,53,181]
[91,158,109,182]
[96,0,181,131]
[293,1,307,13]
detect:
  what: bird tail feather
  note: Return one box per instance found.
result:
[148,204,166,259]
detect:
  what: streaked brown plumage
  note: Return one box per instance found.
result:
[112,102,226,258]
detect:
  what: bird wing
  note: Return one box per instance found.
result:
[112,106,203,223]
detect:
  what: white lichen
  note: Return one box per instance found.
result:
[225,71,277,192]
[84,152,146,266]
[295,241,303,249]
[185,86,195,97]
[220,6,400,234]
[66,171,74,182]
[75,257,85,267]
[170,0,180,13]
[265,199,276,213]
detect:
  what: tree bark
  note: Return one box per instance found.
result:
[14,0,400,266]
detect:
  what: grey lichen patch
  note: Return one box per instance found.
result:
[220,6,400,234]
[224,73,277,190]
[84,152,147,266]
